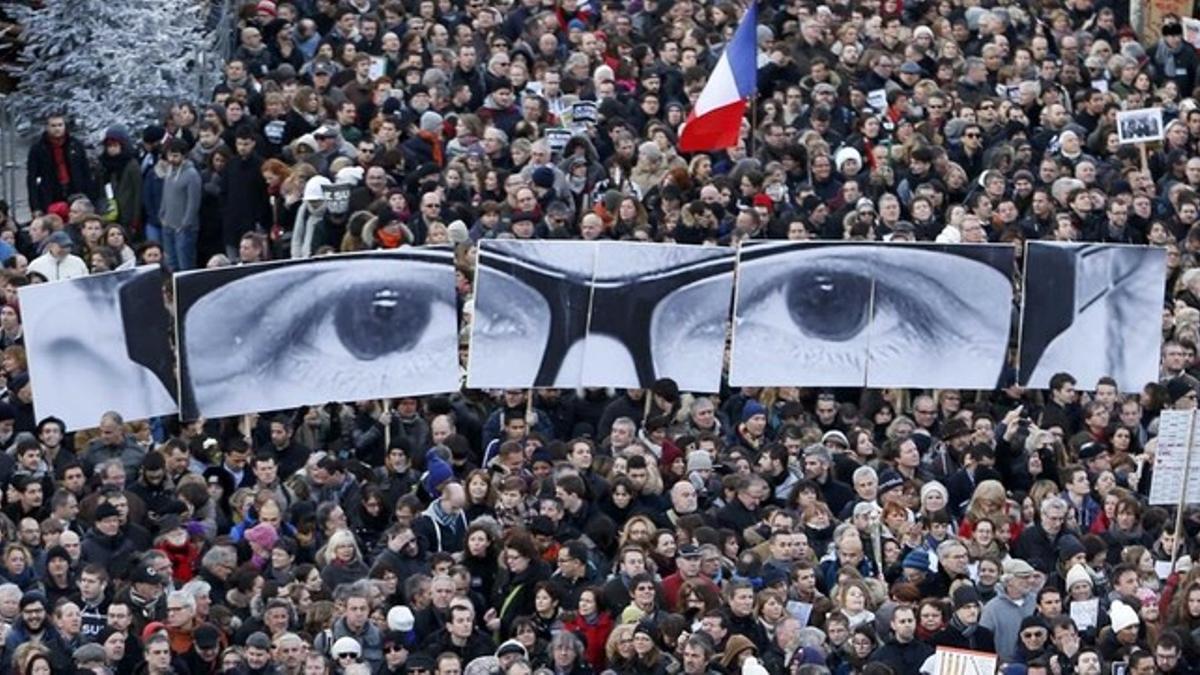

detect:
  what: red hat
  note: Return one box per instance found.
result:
[141,622,167,642]
[46,202,69,221]
[256,0,277,17]
[752,193,774,211]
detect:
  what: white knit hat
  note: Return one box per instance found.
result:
[1110,600,1139,633]
[1065,563,1092,591]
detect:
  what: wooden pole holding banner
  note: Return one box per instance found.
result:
[241,414,252,442]
[382,399,391,450]
[1171,409,1197,569]
[643,389,653,423]
[871,517,884,581]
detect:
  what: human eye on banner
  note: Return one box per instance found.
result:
[174,249,461,420]
[467,240,735,392]
[729,241,1014,389]
[15,241,1170,426]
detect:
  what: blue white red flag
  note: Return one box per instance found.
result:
[678,1,758,152]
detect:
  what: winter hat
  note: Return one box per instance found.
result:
[256,0,277,16]
[952,584,981,609]
[335,166,364,186]
[424,450,454,497]
[1134,586,1158,609]
[388,605,415,631]
[73,643,107,665]
[447,220,470,245]
[95,502,121,522]
[332,636,362,657]
[878,470,905,494]
[420,111,444,134]
[920,481,949,503]
[103,125,130,146]
[822,430,850,448]
[1110,600,1140,632]
[742,656,770,675]
[741,400,767,423]
[532,166,556,189]
[720,635,758,669]
[1065,563,1092,590]
[687,450,713,473]
[834,147,862,170]
[1168,377,1195,403]
[1057,535,1086,563]
[1020,615,1048,633]
[902,549,931,572]
[496,639,527,658]
[244,523,279,550]
[303,175,331,202]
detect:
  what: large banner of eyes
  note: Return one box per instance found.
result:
[17,241,1166,427]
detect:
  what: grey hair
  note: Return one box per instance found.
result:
[852,466,877,484]
[1040,496,1069,518]
[549,631,584,657]
[167,590,196,613]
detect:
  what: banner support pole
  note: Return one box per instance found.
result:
[1172,409,1196,569]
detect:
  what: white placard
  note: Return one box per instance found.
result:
[1149,410,1200,504]
[1070,598,1099,630]
[931,647,998,675]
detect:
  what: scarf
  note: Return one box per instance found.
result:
[418,130,444,167]
[49,135,69,186]
[377,226,405,249]
[950,614,977,638]
[1157,39,1180,79]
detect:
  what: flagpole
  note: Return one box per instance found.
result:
[750,94,757,158]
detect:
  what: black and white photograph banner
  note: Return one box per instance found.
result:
[1018,242,1165,391]
[730,242,1014,388]
[175,249,460,419]
[467,240,735,391]
[20,265,177,430]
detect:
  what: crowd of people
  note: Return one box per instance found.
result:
[5,0,1200,675]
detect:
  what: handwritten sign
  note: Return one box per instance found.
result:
[1149,410,1200,504]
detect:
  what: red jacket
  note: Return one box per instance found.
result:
[563,611,614,671]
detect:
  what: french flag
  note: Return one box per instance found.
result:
[678,0,758,153]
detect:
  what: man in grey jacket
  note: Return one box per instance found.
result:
[158,139,201,271]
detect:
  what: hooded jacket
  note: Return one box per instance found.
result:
[98,126,144,231]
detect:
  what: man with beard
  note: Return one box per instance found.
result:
[3,592,72,671]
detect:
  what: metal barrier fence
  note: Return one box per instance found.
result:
[0,95,27,222]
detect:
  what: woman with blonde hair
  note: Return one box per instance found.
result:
[960,480,1019,540]
[604,623,637,673]
[618,515,658,552]
[317,529,368,589]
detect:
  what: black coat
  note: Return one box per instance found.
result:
[26,131,95,213]
[932,621,996,653]
[219,153,270,246]
[870,638,934,675]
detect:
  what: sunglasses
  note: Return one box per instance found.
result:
[337,654,361,661]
